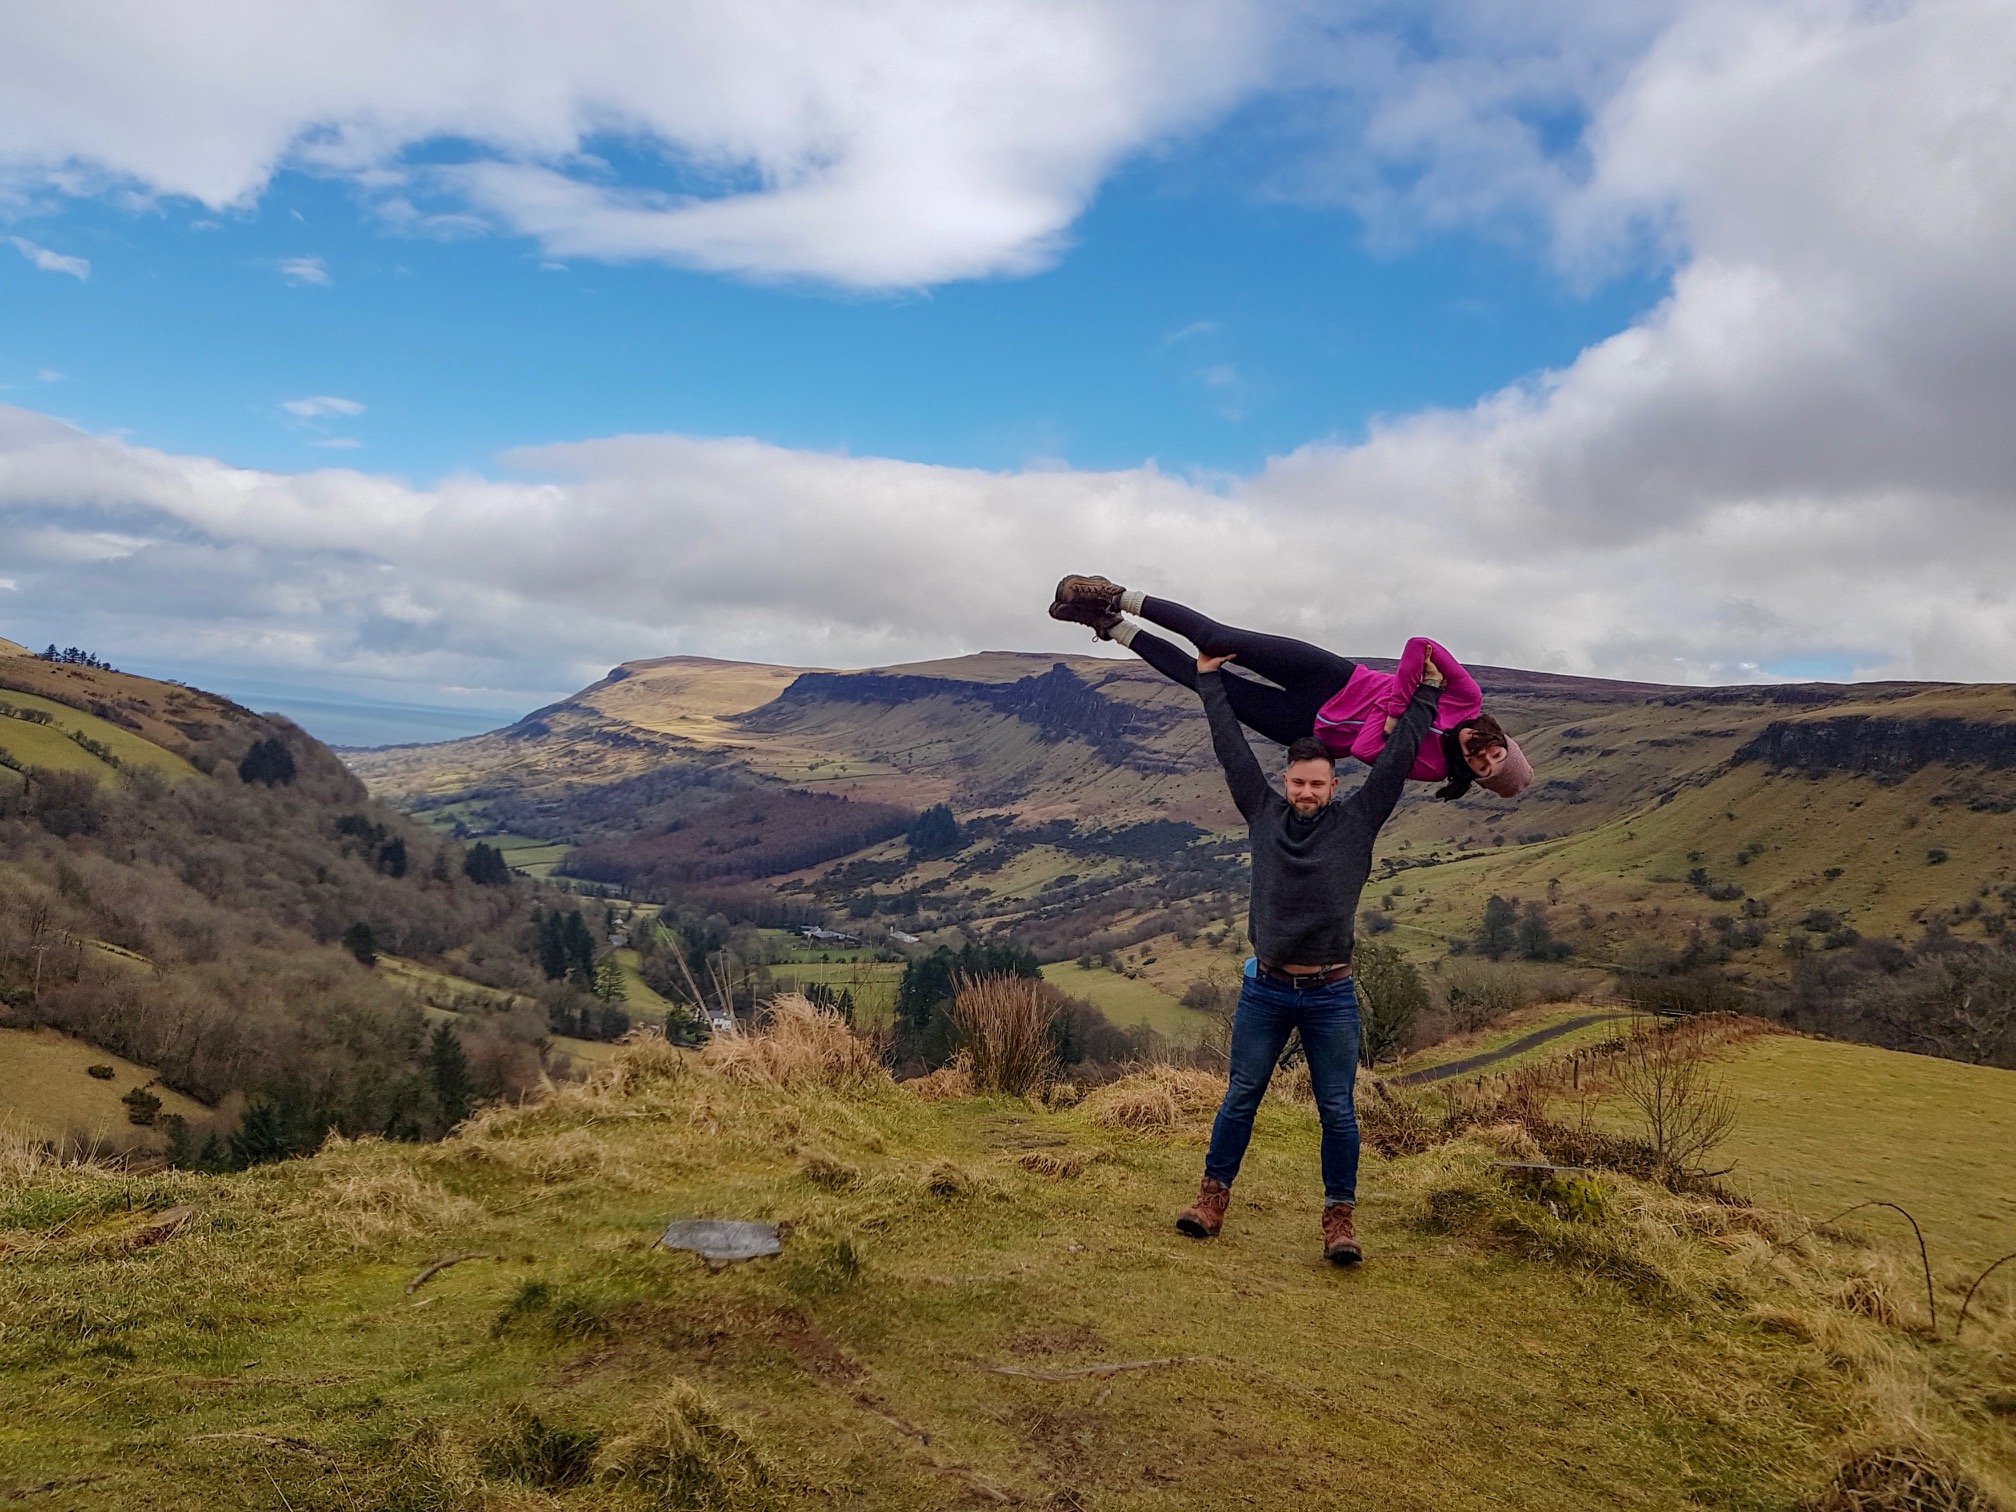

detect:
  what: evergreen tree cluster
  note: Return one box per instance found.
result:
[547,1000,632,1042]
[896,941,1042,1031]
[906,804,964,861]
[39,644,114,670]
[1472,895,1573,962]
[535,908,599,983]
[237,737,297,786]
[463,841,512,886]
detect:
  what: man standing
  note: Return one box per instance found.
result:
[1177,649,1443,1263]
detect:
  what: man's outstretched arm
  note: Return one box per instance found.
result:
[1196,660,1270,822]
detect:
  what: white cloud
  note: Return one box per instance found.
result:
[0,1,1277,289]
[277,255,330,286]
[6,235,88,279]
[283,395,365,419]
[3,0,2014,709]
[308,437,362,450]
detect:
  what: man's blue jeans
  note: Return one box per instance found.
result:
[1203,972,1362,1204]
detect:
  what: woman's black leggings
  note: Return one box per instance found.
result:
[1125,596,1358,747]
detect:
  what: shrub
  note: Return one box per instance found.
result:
[120,1087,162,1126]
[236,737,296,786]
[951,975,1057,1095]
[1611,1021,1737,1176]
[1927,848,1950,865]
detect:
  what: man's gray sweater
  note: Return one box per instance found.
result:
[1199,668,1440,967]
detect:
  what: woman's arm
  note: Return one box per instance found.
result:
[1380,637,1481,731]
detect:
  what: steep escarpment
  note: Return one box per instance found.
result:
[1737,713,2016,774]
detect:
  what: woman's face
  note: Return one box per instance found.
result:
[1462,729,1507,779]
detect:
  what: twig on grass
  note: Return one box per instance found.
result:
[403,1251,499,1294]
[192,1431,337,1468]
[1954,1249,2016,1337]
[852,1393,1015,1504]
[1786,1200,1938,1335]
[986,1356,1193,1382]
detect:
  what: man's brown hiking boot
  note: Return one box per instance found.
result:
[1322,1201,1361,1265]
[1175,1178,1230,1239]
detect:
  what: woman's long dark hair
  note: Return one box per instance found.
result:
[1435,714,1508,801]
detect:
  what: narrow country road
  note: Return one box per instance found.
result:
[1389,1012,1634,1086]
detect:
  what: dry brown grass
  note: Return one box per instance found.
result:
[902,1056,973,1102]
[303,1136,483,1248]
[702,994,889,1095]
[1080,1065,1224,1135]
[950,975,1057,1095]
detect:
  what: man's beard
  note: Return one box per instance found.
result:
[1290,798,1324,818]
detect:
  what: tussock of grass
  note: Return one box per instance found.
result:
[1079,1064,1222,1135]
[901,1057,972,1101]
[702,994,890,1094]
[950,975,1055,1095]
[598,1380,776,1510]
[303,1136,481,1249]
[1811,1444,2003,1511]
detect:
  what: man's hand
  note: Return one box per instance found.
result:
[1422,655,1446,688]
[1198,652,1235,673]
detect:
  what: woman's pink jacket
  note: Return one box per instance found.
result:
[1312,637,1481,782]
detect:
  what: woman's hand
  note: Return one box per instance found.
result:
[1197,652,1235,673]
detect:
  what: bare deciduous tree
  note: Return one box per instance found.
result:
[1612,1021,1738,1174]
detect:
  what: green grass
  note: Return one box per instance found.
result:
[1041,962,1207,1043]
[0,692,196,783]
[487,832,573,879]
[0,1027,213,1149]
[1709,1033,2016,1272]
[5,1041,2011,1509]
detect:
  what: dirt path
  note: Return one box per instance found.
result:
[1390,1011,1634,1087]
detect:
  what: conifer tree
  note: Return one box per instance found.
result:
[427,1023,472,1127]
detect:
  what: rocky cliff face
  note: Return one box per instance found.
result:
[1735,716,2016,775]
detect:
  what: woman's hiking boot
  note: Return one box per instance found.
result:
[1048,575,1126,637]
[1175,1177,1230,1238]
[1322,1201,1361,1265]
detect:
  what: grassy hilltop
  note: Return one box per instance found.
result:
[4,1011,2012,1510]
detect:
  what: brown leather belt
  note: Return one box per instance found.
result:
[1255,959,1353,990]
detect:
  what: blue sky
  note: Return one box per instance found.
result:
[2,1,2011,746]
[3,160,1660,487]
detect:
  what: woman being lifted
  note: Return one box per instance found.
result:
[1047,575,1530,801]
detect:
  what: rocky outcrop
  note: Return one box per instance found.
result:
[1734,716,2016,774]
[740,663,1147,760]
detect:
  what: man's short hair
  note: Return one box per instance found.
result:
[1284,736,1335,768]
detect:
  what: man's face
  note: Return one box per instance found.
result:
[1283,757,1338,816]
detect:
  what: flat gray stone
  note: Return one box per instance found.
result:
[657,1219,783,1266]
